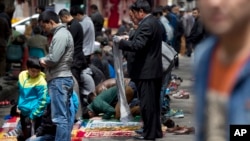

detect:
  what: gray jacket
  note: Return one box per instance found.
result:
[80,67,95,95]
[80,15,95,56]
[42,25,74,81]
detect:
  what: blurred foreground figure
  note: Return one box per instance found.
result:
[195,0,250,141]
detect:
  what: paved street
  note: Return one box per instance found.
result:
[0,55,195,141]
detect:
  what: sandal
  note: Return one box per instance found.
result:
[166,125,186,133]
[0,100,11,107]
[172,90,190,99]
[168,81,179,88]
[173,127,195,135]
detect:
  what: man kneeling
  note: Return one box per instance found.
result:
[82,82,140,119]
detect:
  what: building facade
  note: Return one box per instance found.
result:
[14,0,196,28]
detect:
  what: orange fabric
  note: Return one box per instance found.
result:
[209,47,249,96]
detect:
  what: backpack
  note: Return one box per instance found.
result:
[162,41,178,73]
[6,44,23,62]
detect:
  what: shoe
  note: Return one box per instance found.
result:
[164,109,184,118]
[172,90,190,99]
[173,110,184,118]
[166,125,185,133]
[174,127,195,135]
[168,81,179,89]
[162,118,175,128]
[135,128,143,135]
[164,109,177,118]
[133,135,155,140]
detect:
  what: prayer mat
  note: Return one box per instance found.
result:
[0,116,19,141]
[71,117,141,138]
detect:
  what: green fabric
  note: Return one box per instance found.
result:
[87,86,118,118]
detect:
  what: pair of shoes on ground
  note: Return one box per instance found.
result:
[164,109,184,118]
[172,90,190,99]
[168,82,179,90]
[0,100,11,107]
[166,125,195,135]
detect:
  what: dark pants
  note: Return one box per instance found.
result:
[80,94,90,117]
[20,114,41,141]
[186,42,193,57]
[71,67,81,87]
[85,55,91,66]
[71,54,88,87]
[173,38,181,68]
[0,47,6,76]
[175,56,179,68]
[133,78,163,140]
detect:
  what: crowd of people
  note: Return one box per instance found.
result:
[0,0,206,140]
[2,0,249,141]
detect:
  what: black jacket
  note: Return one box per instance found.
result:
[89,64,105,86]
[187,18,205,48]
[0,17,10,46]
[67,19,84,59]
[123,29,136,78]
[0,12,11,28]
[90,11,104,37]
[119,14,163,79]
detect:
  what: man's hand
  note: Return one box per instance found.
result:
[39,59,47,68]
[113,35,123,43]
[16,107,21,114]
[121,35,129,40]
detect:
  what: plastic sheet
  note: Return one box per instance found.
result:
[112,40,133,122]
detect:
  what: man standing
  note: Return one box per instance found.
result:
[39,11,74,141]
[165,5,184,68]
[58,8,86,120]
[0,2,11,76]
[195,0,250,141]
[70,6,95,64]
[180,9,195,57]
[58,9,86,87]
[114,0,163,140]
[27,26,48,54]
[90,4,104,38]
[0,2,11,28]
[186,7,204,56]
[0,17,11,76]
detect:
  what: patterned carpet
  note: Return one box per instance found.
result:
[71,117,141,140]
[0,116,142,141]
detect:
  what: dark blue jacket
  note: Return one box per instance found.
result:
[194,37,250,141]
